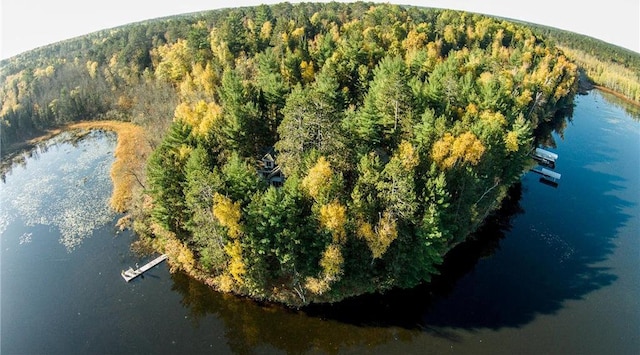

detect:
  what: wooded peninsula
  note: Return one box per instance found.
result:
[4,2,630,306]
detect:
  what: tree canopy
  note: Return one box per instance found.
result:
[0,2,582,306]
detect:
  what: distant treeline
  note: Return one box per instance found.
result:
[1,13,208,153]
[529,24,640,102]
[3,5,636,154]
[532,24,640,71]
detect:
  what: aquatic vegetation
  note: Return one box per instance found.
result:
[0,131,116,251]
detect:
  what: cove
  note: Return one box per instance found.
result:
[1,90,638,354]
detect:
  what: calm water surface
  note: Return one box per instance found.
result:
[1,90,639,354]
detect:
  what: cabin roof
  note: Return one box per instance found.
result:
[262,153,275,162]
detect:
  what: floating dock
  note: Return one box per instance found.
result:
[121,254,168,282]
[532,147,558,167]
[531,167,561,182]
[530,147,561,187]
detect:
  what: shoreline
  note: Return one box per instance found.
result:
[1,120,150,213]
[575,70,639,107]
[592,85,640,107]
[67,121,150,212]
[1,128,63,160]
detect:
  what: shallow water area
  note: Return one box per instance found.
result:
[1,131,117,250]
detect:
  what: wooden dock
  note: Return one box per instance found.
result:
[121,254,168,282]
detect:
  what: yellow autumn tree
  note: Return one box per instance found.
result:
[153,39,191,82]
[304,276,330,295]
[291,26,305,41]
[177,144,193,162]
[319,243,344,280]
[319,201,347,244]
[300,60,315,83]
[397,140,419,170]
[216,273,236,293]
[212,193,243,239]
[516,88,533,107]
[260,21,273,41]
[173,100,222,139]
[479,110,507,129]
[402,26,428,51]
[305,242,344,295]
[426,39,442,60]
[85,61,98,79]
[191,62,217,98]
[209,28,233,66]
[178,74,197,100]
[356,211,398,259]
[431,131,485,169]
[302,156,333,201]
[551,55,578,101]
[431,133,455,167]
[443,25,457,46]
[356,220,377,249]
[161,232,196,274]
[451,131,485,165]
[505,131,519,152]
[224,240,246,284]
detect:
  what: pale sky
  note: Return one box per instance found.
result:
[1,0,639,60]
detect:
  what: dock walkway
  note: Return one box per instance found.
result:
[121,254,168,282]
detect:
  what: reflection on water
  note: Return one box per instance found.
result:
[169,270,417,353]
[165,185,525,352]
[594,90,640,120]
[0,130,116,251]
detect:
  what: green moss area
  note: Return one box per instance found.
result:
[0,3,578,306]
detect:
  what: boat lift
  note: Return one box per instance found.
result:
[532,147,558,168]
[531,167,561,182]
[530,147,561,187]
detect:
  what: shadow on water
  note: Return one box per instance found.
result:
[166,91,637,351]
[303,183,525,329]
[169,272,409,353]
[167,171,630,353]
[301,178,618,334]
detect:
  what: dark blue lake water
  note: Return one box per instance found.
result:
[1,90,639,354]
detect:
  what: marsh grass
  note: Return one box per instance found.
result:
[561,46,640,104]
[68,121,150,213]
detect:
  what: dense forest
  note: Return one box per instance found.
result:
[1,3,580,305]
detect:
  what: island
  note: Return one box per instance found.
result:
[1,3,584,306]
